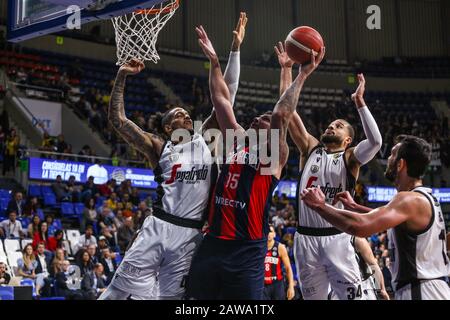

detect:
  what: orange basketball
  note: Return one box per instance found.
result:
[285,26,324,65]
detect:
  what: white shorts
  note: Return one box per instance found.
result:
[395,279,450,300]
[294,232,362,300]
[361,277,378,300]
[99,215,203,300]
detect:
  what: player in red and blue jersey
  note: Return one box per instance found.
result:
[263,224,295,300]
[186,25,325,300]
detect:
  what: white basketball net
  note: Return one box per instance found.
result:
[112,0,179,66]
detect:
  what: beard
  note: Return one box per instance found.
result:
[384,163,398,182]
[320,134,343,145]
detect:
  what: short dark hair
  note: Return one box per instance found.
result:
[394,135,431,179]
[337,119,355,141]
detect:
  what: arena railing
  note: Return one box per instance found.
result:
[10,82,65,101]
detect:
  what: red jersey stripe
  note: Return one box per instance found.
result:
[247,173,271,240]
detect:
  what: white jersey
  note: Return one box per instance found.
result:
[387,187,450,292]
[153,133,215,220]
[297,146,356,228]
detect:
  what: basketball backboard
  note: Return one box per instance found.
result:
[7,0,165,42]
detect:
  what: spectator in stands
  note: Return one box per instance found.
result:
[56,134,68,154]
[77,249,94,277]
[80,199,97,233]
[23,196,40,217]
[52,175,70,201]
[0,210,25,239]
[87,243,100,264]
[97,236,109,252]
[7,191,26,216]
[2,128,20,176]
[50,248,65,278]
[120,193,133,211]
[81,263,107,300]
[40,131,54,153]
[0,262,11,285]
[118,216,135,253]
[27,214,41,238]
[32,221,50,250]
[134,201,151,230]
[34,242,52,296]
[66,175,81,202]
[17,244,47,295]
[47,229,65,252]
[100,247,117,285]
[45,214,58,236]
[98,207,118,249]
[106,192,119,211]
[78,145,93,163]
[55,260,84,300]
[76,225,97,254]
[81,176,98,202]
[98,179,115,197]
[119,179,132,197]
[129,188,140,206]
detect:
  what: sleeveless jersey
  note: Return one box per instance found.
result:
[296,146,356,228]
[153,133,214,220]
[264,241,283,284]
[207,145,278,241]
[387,187,450,291]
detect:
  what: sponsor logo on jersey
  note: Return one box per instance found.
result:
[306,177,343,201]
[215,196,247,209]
[166,164,209,184]
[264,256,279,264]
[311,165,320,173]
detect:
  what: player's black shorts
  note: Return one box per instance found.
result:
[263,280,285,300]
[186,235,266,300]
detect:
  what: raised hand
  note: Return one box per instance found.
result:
[274,41,294,69]
[300,187,326,211]
[351,73,366,108]
[332,191,357,210]
[299,46,325,78]
[231,12,248,51]
[119,59,145,75]
[196,25,218,62]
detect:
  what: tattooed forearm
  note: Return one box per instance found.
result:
[276,74,306,116]
[108,71,153,156]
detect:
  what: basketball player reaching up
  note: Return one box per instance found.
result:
[301,135,450,300]
[98,13,248,300]
[275,43,383,300]
[263,224,295,300]
[186,26,324,300]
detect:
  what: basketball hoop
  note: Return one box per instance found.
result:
[112,0,180,66]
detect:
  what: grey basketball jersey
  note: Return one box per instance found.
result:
[297,146,356,228]
[153,133,214,220]
[387,187,450,291]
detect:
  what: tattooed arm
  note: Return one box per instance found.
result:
[109,59,165,168]
[271,47,325,179]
